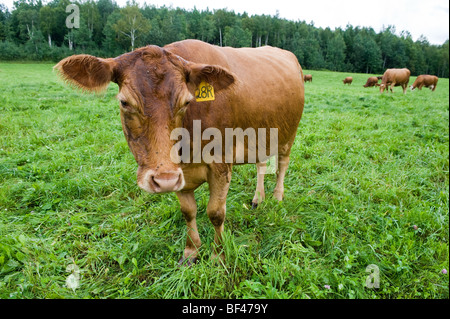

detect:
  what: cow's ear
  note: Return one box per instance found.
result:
[54,54,116,93]
[187,63,235,92]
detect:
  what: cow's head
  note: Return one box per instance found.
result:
[379,83,386,93]
[410,85,416,91]
[55,46,235,193]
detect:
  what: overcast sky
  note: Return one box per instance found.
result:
[2,0,449,44]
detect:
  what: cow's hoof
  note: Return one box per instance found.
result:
[210,253,225,266]
[251,202,258,209]
[273,191,283,202]
[178,256,198,267]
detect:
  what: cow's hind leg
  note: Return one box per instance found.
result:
[176,191,200,266]
[273,154,290,201]
[252,162,266,208]
[206,163,232,262]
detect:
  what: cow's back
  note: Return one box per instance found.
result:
[422,75,438,85]
[219,45,304,141]
[382,68,410,84]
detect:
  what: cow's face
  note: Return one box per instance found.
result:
[379,83,386,93]
[55,47,234,193]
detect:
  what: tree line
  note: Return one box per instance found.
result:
[1,0,448,77]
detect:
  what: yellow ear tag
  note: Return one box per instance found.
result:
[195,81,215,102]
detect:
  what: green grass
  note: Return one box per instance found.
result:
[0,64,448,299]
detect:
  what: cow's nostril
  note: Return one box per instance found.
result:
[151,175,159,189]
[137,168,185,193]
[150,172,183,193]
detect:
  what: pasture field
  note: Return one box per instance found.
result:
[0,63,448,299]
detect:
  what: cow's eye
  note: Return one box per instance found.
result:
[120,100,135,112]
[184,95,194,107]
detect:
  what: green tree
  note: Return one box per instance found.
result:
[289,31,304,64]
[72,16,96,51]
[81,0,101,46]
[188,8,215,43]
[343,24,357,71]
[214,9,236,46]
[326,31,346,71]
[0,4,11,40]
[271,11,282,47]
[45,0,72,48]
[352,31,382,73]
[223,22,252,47]
[95,0,117,47]
[253,14,272,47]
[39,5,56,47]
[438,40,449,78]
[301,28,326,69]
[187,7,202,39]
[200,11,216,43]
[403,33,426,75]
[159,8,187,45]
[378,25,397,69]
[102,9,121,54]
[113,5,150,51]
[12,0,42,44]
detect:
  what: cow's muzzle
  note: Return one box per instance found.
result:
[138,168,185,193]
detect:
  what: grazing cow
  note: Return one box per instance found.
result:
[343,77,353,85]
[304,74,312,82]
[55,39,305,265]
[410,75,438,91]
[363,76,379,88]
[379,68,411,94]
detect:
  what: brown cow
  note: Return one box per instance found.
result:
[379,68,411,94]
[410,75,438,91]
[304,74,312,82]
[363,76,379,88]
[343,77,353,85]
[55,39,305,265]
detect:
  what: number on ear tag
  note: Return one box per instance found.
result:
[195,81,215,102]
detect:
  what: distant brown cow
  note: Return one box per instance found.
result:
[304,74,312,82]
[379,68,411,94]
[410,75,438,91]
[55,39,304,265]
[363,76,379,88]
[343,77,353,85]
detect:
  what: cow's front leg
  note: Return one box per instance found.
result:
[176,191,200,266]
[207,163,232,262]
